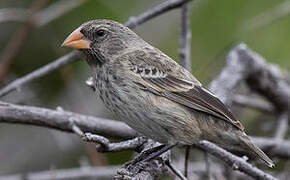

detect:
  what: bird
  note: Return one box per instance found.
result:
[62,19,274,168]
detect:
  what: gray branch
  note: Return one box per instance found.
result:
[179,1,192,71]
[253,137,290,159]
[210,43,290,114]
[197,141,277,180]
[35,0,87,27]
[235,44,290,112]
[0,51,81,97]
[233,94,275,114]
[1,100,290,179]
[125,0,191,29]
[82,133,148,153]
[0,101,136,139]
[274,113,288,140]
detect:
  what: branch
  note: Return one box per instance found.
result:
[235,44,290,112]
[125,0,191,28]
[1,101,289,174]
[35,0,88,27]
[210,43,290,114]
[0,0,192,98]
[179,1,192,71]
[274,113,288,140]
[253,137,290,159]
[82,133,147,153]
[197,141,277,180]
[0,51,80,97]
[0,166,118,180]
[70,122,170,179]
[209,44,246,106]
[0,101,136,139]
[233,94,275,114]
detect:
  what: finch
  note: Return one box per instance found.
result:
[62,19,274,167]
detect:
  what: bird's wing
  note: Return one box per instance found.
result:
[123,48,244,131]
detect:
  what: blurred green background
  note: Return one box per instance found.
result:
[0,0,289,178]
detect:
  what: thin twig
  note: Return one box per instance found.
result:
[35,0,88,27]
[253,137,290,159]
[274,113,288,140]
[0,51,80,97]
[204,152,213,180]
[210,43,290,112]
[82,133,148,153]
[179,1,192,71]
[197,140,277,180]
[233,94,275,114]
[166,161,188,180]
[125,0,191,29]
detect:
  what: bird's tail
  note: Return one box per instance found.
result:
[238,133,274,168]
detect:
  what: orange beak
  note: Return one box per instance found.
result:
[62,27,91,49]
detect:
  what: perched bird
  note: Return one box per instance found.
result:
[62,19,274,167]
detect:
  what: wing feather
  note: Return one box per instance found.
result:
[123,48,244,131]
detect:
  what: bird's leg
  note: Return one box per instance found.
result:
[122,143,177,175]
[123,144,166,167]
[184,146,190,177]
[140,143,177,163]
[165,160,188,180]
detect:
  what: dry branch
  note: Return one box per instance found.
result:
[0,51,81,97]
[233,94,275,114]
[197,141,277,180]
[0,101,136,139]
[179,1,192,71]
[1,100,289,179]
[210,43,290,113]
[35,0,87,27]
[125,0,191,28]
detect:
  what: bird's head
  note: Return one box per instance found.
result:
[62,19,144,66]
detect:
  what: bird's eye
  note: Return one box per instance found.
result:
[95,29,106,37]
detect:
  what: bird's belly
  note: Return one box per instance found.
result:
[98,87,203,145]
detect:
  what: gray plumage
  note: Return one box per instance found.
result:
[62,19,274,167]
